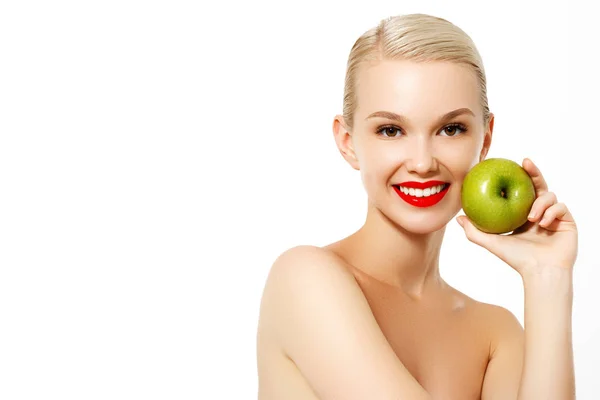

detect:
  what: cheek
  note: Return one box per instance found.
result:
[360,149,398,179]
[359,154,395,194]
[439,143,481,174]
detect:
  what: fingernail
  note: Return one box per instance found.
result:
[528,211,536,219]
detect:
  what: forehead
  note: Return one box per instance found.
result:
[355,60,480,120]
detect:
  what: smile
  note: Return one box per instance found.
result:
[393,183,451,208]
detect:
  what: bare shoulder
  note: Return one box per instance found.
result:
[259,244,353,296]
[446,285,521,323]
[482,302,524,354]
[441,286,523,347]
[258,245,430,400]
[258,244,361,342]
[267,244,353,280]
[463,295,524,355]
[260,244,360,303]
[259,245,354,340]
[473,300,523,331]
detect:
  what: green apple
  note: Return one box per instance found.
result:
[461,158,536,234]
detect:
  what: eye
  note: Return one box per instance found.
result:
[375,123,468,138]
[376,125,402,138]
[440,123,468,137]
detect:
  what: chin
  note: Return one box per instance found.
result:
[382,193,458,234]
[405,219,448,235]
[387,212,449,235]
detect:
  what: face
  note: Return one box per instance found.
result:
[333,60,494,234]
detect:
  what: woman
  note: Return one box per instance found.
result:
[256,13,577,400]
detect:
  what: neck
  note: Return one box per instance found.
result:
[341,204,448,299]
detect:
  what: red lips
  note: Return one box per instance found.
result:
[393,181,451,208]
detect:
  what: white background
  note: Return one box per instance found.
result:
[0,0,598,398]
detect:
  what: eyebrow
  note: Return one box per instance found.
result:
[365,108,476,126]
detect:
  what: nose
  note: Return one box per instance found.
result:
[405,137,438,175]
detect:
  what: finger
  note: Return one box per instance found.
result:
[523,158,549,196]
[539,202,575,228]
[527,191,558,222]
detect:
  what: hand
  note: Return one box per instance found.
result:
[456,158,578,278]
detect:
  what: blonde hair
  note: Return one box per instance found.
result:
[342,13,491,132]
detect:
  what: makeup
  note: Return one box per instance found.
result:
[393,181,451,208]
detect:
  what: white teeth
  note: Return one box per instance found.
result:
[398,184,446,197]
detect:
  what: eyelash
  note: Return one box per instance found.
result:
[375,123,468,138]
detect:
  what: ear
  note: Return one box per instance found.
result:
[332,115,360,170]
[479,113,494,162]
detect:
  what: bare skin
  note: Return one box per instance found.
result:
[321,240,493,397]
[257,245,518,400]
[257,60,576,399]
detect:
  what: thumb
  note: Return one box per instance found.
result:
[456,215,497,249]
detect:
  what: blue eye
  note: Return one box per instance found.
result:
[375,123,468,138]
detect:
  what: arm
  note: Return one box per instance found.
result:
[481,267,575,400]
[457,158,577,400]
[518,267,575,399]
[264,245,431,400]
